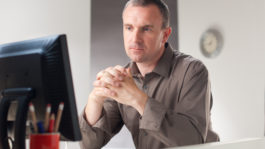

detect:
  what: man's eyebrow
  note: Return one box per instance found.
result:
[124,24,132,26]
[123,24,154,28]
[143,25,154,28]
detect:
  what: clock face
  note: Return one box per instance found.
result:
[200,29,223,58]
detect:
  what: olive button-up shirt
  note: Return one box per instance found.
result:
[79,44,219,149]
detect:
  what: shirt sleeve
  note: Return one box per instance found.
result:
[79,99,124,149]
[139,60,214,146]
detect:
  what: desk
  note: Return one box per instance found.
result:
[168,138,265,149]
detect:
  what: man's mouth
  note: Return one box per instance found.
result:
[130,48,144,51]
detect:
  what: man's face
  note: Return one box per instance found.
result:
[122,4,171,64]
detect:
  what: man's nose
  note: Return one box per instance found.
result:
[132,29,142,43]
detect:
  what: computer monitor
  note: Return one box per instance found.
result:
[0,34,82,149]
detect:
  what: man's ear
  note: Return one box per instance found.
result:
[162,27,172,43]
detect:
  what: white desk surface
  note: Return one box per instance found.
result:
[168,137,265,149]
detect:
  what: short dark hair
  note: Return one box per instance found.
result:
[123,0,170,29]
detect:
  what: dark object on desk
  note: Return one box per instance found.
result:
[0,34,82,149]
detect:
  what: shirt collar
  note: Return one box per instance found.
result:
[129,43,174,78]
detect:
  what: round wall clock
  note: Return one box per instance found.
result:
[200,28,223,58]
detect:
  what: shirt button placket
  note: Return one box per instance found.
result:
[143,85,147,91]
[143,131,147,136]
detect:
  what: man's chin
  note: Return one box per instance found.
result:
[129,56,144,63]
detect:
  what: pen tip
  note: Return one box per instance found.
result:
[29,102,35,111]
[59,102,64,109]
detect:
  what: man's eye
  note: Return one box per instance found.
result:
[143,27,151,31]
[126,26,132,31]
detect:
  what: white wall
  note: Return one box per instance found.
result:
[178,0,265,142]
[0,0,91,148]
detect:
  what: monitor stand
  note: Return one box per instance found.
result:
[0,88,34,149]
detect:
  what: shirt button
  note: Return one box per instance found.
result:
[154,124,158,128]
[143,85,147,90]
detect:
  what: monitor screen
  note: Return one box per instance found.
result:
[0,34,82,145]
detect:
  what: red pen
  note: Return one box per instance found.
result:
[48,113,55,133]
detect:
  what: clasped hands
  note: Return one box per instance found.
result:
[90,65,148,115]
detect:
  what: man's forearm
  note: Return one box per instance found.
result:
[85,96,104,125]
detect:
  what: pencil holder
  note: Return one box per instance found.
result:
[29,133,60,149]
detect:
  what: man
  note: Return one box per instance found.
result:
[79,0,219,148]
